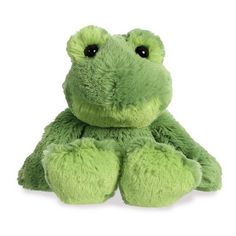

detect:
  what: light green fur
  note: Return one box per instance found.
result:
[42,138,120,204]
[68,95,162,127]
[127,29,165,63]
[18,26,222,207]
[120,140,202,207]
[67,26,110,62]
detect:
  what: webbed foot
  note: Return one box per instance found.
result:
[120,139,202,207]
[42,138,121,204]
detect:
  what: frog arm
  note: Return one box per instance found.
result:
[18,108,86,191]
[150,111,222,191]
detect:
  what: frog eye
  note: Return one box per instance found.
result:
[84,44,99,57]
[135,45,149,58]
[127,29,165,63]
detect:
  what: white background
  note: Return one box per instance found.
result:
[0,0,236,235]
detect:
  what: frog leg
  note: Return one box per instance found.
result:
[18,109,86,191]
[151,111,222,191]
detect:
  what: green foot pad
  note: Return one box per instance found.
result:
[120,141,202,207]
[42,138,120,204]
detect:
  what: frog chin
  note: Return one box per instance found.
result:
[69,97,162,128]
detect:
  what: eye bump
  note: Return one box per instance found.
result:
[135,45,149,58]
[84,44,99,57]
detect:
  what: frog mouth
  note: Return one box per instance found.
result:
[69,96,162,128]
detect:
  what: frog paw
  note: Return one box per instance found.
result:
[120,141,202,207]
[42,138,121,204]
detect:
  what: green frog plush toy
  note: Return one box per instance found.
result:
[18,26,222,207]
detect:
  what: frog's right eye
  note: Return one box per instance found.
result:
[84,44,99,57]
[67,26,110,62]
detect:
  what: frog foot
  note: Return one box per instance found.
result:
[42,138,121,204]
[120,139,202,207]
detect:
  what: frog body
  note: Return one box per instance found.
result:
[18,26,221,207]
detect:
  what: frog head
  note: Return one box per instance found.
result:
[64,26,172,128]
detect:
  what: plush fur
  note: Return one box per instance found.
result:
[18,26,222,207]
[63,26,172,127]
[42,138,121,204]
[120,140,202,207]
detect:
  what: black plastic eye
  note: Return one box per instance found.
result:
[135,45,149,58]
[84,44,99,57]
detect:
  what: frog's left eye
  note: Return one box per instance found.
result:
[135,45,149,58]
[84,44,99,57]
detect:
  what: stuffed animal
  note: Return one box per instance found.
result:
[18,26,222,207]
